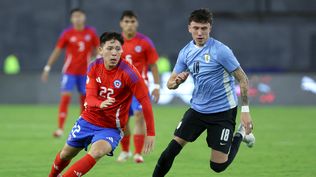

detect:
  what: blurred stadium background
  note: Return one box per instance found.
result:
[0,0,316,177]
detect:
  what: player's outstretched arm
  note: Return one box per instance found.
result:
[138,96,155,154]
[232,67,253,134]
[130,64,156,153]
[41,47,62,82]
[167,72,189,90]
[132,80,156,153]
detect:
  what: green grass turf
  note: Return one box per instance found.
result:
[0,105,316,177]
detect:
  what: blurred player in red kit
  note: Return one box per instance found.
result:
[41,8,99,137]
[48,32,155,177]
[117,10,160,163]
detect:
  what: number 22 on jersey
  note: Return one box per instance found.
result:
[99,86,114,99]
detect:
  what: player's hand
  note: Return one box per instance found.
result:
[143,136,155,154]
[151,89,160,103]
[41,70,49,82]
[100,97,115,109]
[241,112,253,135]
[175,72,189,85]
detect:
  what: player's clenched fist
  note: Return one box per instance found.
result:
[175,72,189,85]
[100,98,115,108]
[143,136,155,154]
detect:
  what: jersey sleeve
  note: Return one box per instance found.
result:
[56,30,68,49]
[143,37,159,65]
[85,65,102,108]
[126,68,155,136]
[173,48,187,74]
[216,45,240,73]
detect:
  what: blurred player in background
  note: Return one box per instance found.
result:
[41,8,99,138]
[153,9,255,176]
[48,32,155,177]
[117,10,160,163]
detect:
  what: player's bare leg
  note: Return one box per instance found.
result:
[48,144,82,177]
[61,140,112,177]
[133,110,146,163]
[53,92,72,138]
[152,136,187,177]
[60,144,83,160]
[88,140,112,160]
[117,119,132,162]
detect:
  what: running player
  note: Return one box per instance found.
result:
[41,8,99,137]
[48,32,155,177]
[117,10,160,163]
[152,9,255,176]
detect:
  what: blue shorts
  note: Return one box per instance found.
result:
[129,96,143,116]
[66,117,122,156]
[61,74,86,94]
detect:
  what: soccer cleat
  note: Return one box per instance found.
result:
[53,129,64,138]
[133,154,144,163]
[117,151,132,162]
[236,124,255,148]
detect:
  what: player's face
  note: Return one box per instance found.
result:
[71,11,86,27]
[188,21,211,46]
[99,39,123,69]
[120,16,138,35]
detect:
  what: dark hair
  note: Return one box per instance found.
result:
[120,10,137,20]
[70,8,85,15]
[99,32,124,46]
[189,8,213,25]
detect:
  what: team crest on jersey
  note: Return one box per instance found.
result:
[85,34,91,41]
[114,80,122,88]
[135,45,142,53]
[204,54,211,63]
[70,36,77,42]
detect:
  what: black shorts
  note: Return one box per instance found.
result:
[174,107,237,154]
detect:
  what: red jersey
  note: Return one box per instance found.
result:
[56,26,99,75]
[81,58,155,136]
[121,32,159,82]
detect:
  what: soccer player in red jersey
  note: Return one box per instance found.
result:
[117,10,160,163]
[41,8,99,138]
[48,32,155,177]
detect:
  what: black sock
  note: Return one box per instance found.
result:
[227,133,243,164]
[153,140,183,177]
[210,133,243,173]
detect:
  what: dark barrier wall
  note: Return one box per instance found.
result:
[1,0,316,73]
[1,73,316,105]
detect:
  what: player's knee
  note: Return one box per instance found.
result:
[89,148,108,159]
[173,137,187,147]
[134,112,145,124]
[60,150,73,161]
[210,161,228,173]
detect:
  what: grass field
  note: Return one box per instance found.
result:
[0,105,316,177]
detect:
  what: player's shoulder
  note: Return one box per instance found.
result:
[136,32,155,47]
[179,40,194,56]
[87,58,103,72]
[211,38,231,52]
[118,60,140,83]
[118,59,139,73]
